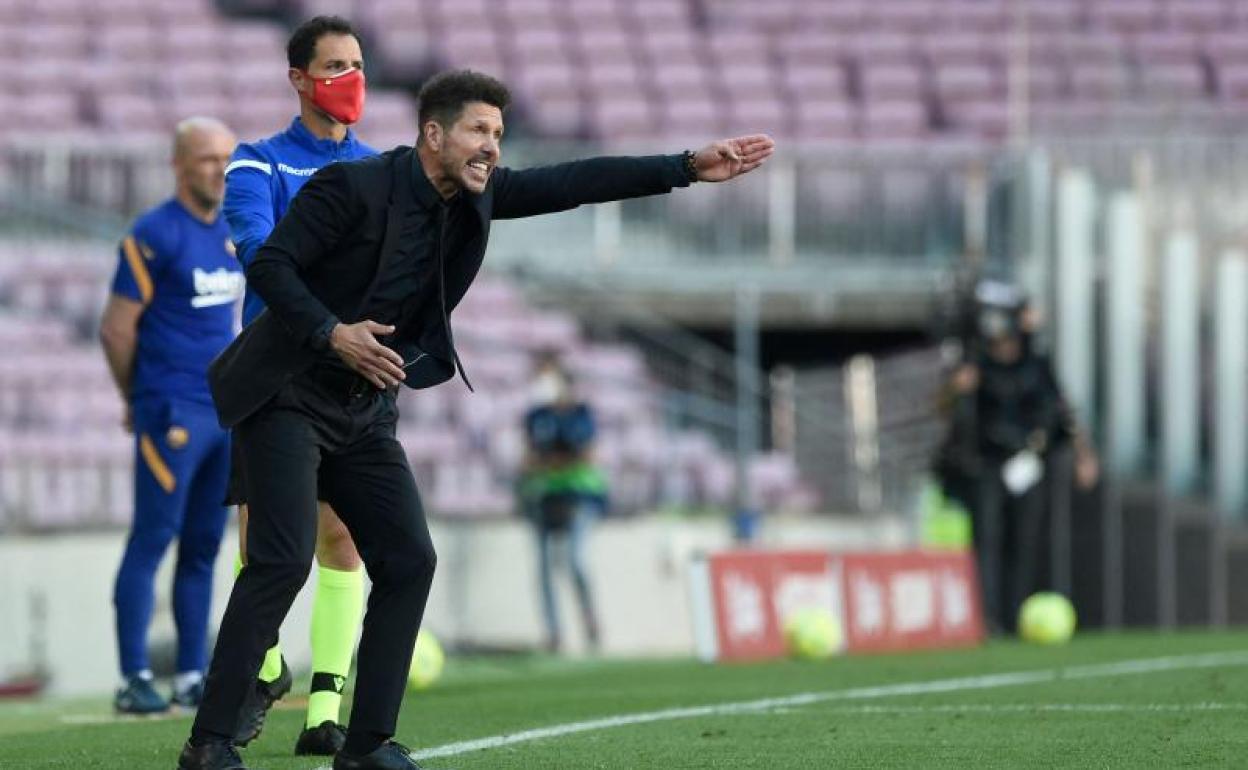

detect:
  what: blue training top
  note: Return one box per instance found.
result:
[223,116,377,325]
[111,198,244,405]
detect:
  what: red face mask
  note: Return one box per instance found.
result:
[305,67,366,125]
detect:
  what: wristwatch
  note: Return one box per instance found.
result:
[681,150,699,183]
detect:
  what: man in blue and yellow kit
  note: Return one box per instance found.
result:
[100,117,243,713]
[222,15,376,756]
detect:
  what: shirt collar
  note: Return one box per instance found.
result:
[286,116,359,154]
[410,151,448,210]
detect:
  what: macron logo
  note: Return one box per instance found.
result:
[278,163,318,177]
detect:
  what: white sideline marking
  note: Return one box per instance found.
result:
[359,650,1248,765]
[778,702,1248,716]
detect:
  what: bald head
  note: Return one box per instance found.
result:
[173,116,234,159]
[171,116,235,220]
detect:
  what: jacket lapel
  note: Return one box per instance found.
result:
[351,148,414,319]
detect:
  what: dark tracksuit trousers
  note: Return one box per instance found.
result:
[191,371,435,745]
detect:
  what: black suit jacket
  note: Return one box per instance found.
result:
[209,146,691,428]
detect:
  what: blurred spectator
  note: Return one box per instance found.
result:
[934,282,1098,634]
[519,351,605,653]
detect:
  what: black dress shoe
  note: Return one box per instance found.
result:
[234,657,293,746]
[295,720,347,756]
[177,740,248,770]
[332,741,423,770]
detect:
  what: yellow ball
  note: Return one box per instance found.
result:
[407,630,445,690]
[783,609,842,660]
[1017,593,1077,645]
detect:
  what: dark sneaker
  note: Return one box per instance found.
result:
[177,739,248,770]
[114,675,169,715]
[295,720,347,756]
[170,680,204,710]
[333,741,423,770]
[233,657,292,746]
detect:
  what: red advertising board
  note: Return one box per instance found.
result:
[689,548,984,662]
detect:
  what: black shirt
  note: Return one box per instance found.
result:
[364,179,473,328]
[321,159,475,374]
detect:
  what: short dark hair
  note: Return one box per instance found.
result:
[287,15,359,70]
[417,70,511,133]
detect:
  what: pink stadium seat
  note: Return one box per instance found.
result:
[590,94,658,141]
[864,0,937,33]
[19,59,83,97]
[223,21,289,61]
[1069,62,1132,99]
[947,99,1011,141]
[860,64,926,100]
[706,31,769,69]
[18,93,82,131]
[797,0,865,30]
[1204,32,1248,65]
[355,92,418,146]
[507,27,572,66]
[639,27,704,63]
[711,61,777,99]
[650,61,712,99]
[1086,0,1162,33]
[95,24,160,62]
[660,92,725,136]
[1140,61,1208,99]
[852,31,918,66]
[1025,63,1068,102]
[564,0,620,28]
[154,0,218,25]
[933,63,999,105]
[584,59,646,92]
[514,60,579,100]
[1061,30,1130,65]
[724,95,785,137]
[160,24,229,62]
[223,59,291,100]
[160,61,232,99]
[1161,0,1228,32]
[572,28,633,61]
[921,32,990,67]
[1217,64,1248,101]
[936,0,1008,32]
[626,0,692,30]
[777,30,845,67]
[19,22,91,58]
[1024,0,1084,31]
[26,0,90,22]
[167,94,233,126]
[1132,31,1199,64]
[795,99,855,141]
[859,98,930,140]
[780,62,847,101]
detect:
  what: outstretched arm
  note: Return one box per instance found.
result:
[491,134,776,220]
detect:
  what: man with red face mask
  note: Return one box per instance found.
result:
[220,15,376,759]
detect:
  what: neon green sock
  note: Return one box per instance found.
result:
[306,565,364,728]
[236,551,285,683]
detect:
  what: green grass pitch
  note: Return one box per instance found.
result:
[4,630,1248,768]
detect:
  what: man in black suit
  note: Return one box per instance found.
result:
[178,69,775,770]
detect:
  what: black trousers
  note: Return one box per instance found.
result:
[971,470,1045,634]
[192,375,435,743]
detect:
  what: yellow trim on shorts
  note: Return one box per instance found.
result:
[140,434,176,493]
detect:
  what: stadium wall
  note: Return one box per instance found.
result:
[0,514,907,697]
